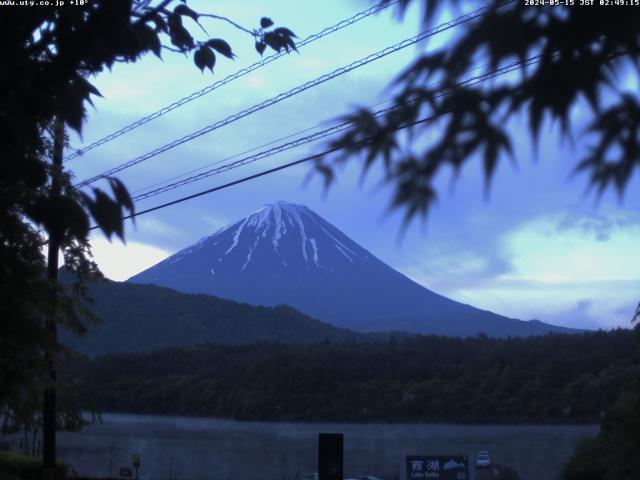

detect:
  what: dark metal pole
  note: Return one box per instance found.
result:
[318,433,343,480]
[43,117,64,480]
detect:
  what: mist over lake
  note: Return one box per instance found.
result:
[57,414,598,480]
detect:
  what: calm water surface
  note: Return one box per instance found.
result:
[58,413,598,480]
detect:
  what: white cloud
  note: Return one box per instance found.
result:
[132,217,192,243]
[402,210,640,329]
[489,211,640,328]
[89,237,170,281]
[504,212,640,284]
[454,278,639,329]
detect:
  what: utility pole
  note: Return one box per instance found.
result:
[43,117,64,480]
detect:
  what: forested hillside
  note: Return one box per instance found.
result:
[60,279,365,356]
[70,329,639,423]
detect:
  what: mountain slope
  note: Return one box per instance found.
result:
[60,279,365,356]
[129,201,578,337]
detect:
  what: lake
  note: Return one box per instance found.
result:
[58,414,598,480]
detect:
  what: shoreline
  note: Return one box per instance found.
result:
[82,411,602,429]
[82,411,600,428]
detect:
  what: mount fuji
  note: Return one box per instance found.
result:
[129,201,576,337]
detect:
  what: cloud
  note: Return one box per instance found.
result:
[402,209,640,329]
[403,248,511,292]
[505,211,640,284]
[89,237,170,282]
[541,299,602,330]
[554,209,638,243]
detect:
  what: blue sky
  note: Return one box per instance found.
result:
[67,0,640,330]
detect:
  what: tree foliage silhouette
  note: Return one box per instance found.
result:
[69,329,638,424]
[318,3,639,478]
[320,1,640,222]
[0,0,296,431]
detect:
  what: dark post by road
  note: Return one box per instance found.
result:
[133,452,141,480]
[318,433,343,480]
[43,117,64,480]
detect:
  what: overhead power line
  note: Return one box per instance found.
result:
[131,123,354,201]
[131,61,496,196]
[76,4,495,188]
[131,55,543,204]
[128,116,357,196]
[87,53,542,230]
[91,105,493,227]
[98,145,346,227]
[65,0,401,161]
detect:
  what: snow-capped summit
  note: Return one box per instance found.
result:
[128,202,576,337]
[156,201,376,277]
[213,201,374,271]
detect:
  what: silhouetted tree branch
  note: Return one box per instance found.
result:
[0,0,296,434]
[319,1,639,224]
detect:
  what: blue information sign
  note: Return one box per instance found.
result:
[406,455,469,480]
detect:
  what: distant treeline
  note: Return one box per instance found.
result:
[69,329,640,424]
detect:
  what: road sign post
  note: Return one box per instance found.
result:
[133,453,141,480]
